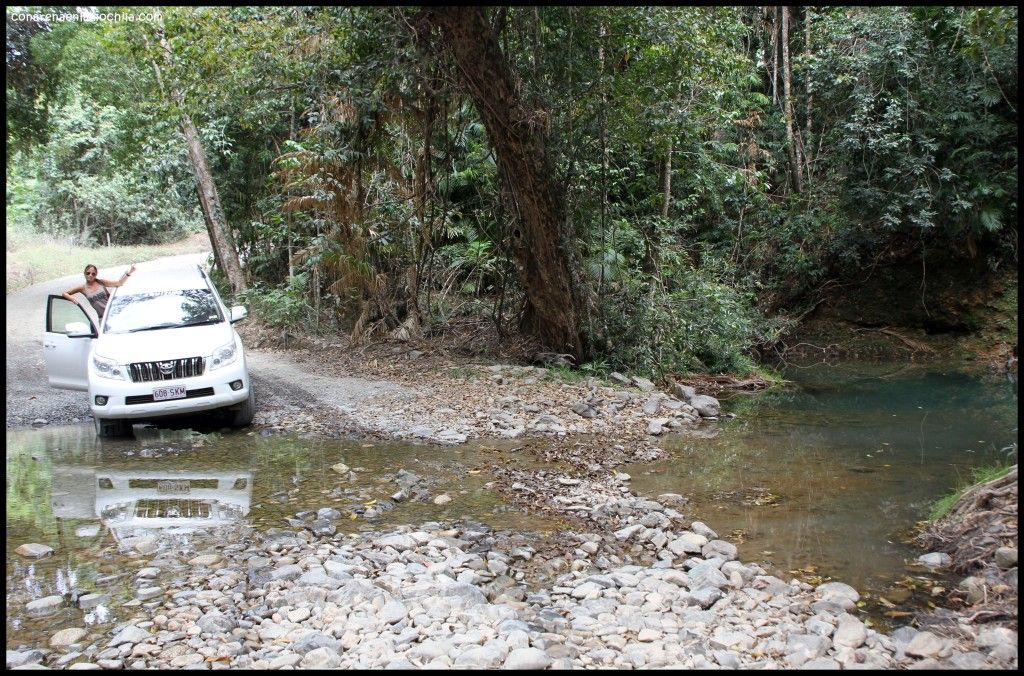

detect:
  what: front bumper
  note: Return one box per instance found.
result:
[89,361,250,421]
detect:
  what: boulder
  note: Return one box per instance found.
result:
[690,394,721,417]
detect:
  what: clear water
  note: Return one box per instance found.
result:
[624,363,1018,598]
[4,425,555,647]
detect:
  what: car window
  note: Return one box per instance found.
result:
[48,296,94,334]
[103,289,224,334]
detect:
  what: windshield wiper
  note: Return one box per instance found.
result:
[126,323,184,333]
[180,319,222,327]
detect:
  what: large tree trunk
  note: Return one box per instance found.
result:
[178,111,248,293]
[152,26,247,294]
[426,7,587,358]
[803,6,814,188]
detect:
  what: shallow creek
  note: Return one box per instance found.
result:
[6,363,1017,648]
[625,363,1017,606]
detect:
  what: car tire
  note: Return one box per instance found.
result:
[230,386,255,428]
[94,417,131,438]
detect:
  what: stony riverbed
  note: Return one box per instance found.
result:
[8,474,1018,670]
[8,351,1018,670]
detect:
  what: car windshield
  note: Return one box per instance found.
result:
[103,289,223,334]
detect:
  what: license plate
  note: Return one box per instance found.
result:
[153,385,187,401]
[157,480,190,494]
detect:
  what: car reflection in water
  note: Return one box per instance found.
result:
[94,469,252,538]
[50,436,253,542]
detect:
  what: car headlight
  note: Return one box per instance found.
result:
[208,340,238,371]
[92,354,127,380]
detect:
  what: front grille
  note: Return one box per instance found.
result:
[125,387,215,405]
[128,357,205,383]
[134,499,211,519]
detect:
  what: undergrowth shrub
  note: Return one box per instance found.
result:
[601,263,763,377]
[236,274,314,330]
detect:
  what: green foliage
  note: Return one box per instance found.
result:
[929,457,1017,521]
[601,256,764,377]
[236,274,314,330]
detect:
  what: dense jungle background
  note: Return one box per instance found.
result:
[6,6,1018,377]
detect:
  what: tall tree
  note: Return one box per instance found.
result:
[147,21,248,294]
[781,6,802,194]
[424,6,589,358]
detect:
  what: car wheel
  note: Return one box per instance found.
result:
[230,386,255,428]
[94,417,131,438]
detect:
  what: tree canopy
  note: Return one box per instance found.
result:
[6,6,1017,374]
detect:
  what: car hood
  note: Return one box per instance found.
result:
[94,323,235,363]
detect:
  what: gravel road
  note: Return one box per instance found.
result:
[5,253,415,431]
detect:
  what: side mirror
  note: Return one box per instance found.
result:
[229,306,248,323]
[66,321,92,338]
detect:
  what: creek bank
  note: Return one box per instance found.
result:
[9,481,1017,670]
[912,465,1018,637]
[251,345,725,453]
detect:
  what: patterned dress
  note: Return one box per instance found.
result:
[83,284,111,317]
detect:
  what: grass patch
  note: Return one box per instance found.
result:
[928,460,1017,521]
[5,227,209,294]
[543,365,593,384]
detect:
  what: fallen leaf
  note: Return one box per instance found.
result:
[885,610,913,618]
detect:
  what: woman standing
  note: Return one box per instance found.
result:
[62,262,136,318]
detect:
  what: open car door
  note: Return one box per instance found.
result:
[43,295,98,391]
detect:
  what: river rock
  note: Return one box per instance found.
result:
[917,552,951,568]
[647,418,670,435]
[688,561,729,590]
[905,631,944,658]
[7,650,44,669]
[571,402,597,418]
[672,383,696,401]
[833,614,867,648]
[975,626,1017,651]
[26,596,63,616]
[375,533,417,551]
[300,647,341,669]
[135,586,163,601]
[310,518,336,536]
[785,634,831,667]
[815,581,859,609]
[108,625,150,648]
[270,564,303,581]
[702,539,738,560]
[197,611,236,634]
[15,543,54,558]
[380,599,408,624]
[994,546,1017,569]
[78,593,109,610]
[689,394,721,417]
[503,647,552,670]
[609,372,631,386]
[691,521,718,539]
[454,644,506,668]
[631,376,656,392]
[50,628,88,648]
[188,553,223,567]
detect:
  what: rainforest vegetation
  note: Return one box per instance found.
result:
[6,6,1018,377]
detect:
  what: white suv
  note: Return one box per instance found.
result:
[43,264,254,437]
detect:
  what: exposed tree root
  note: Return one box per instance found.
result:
[914,465,1017,628]
[916,466,1017,574]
